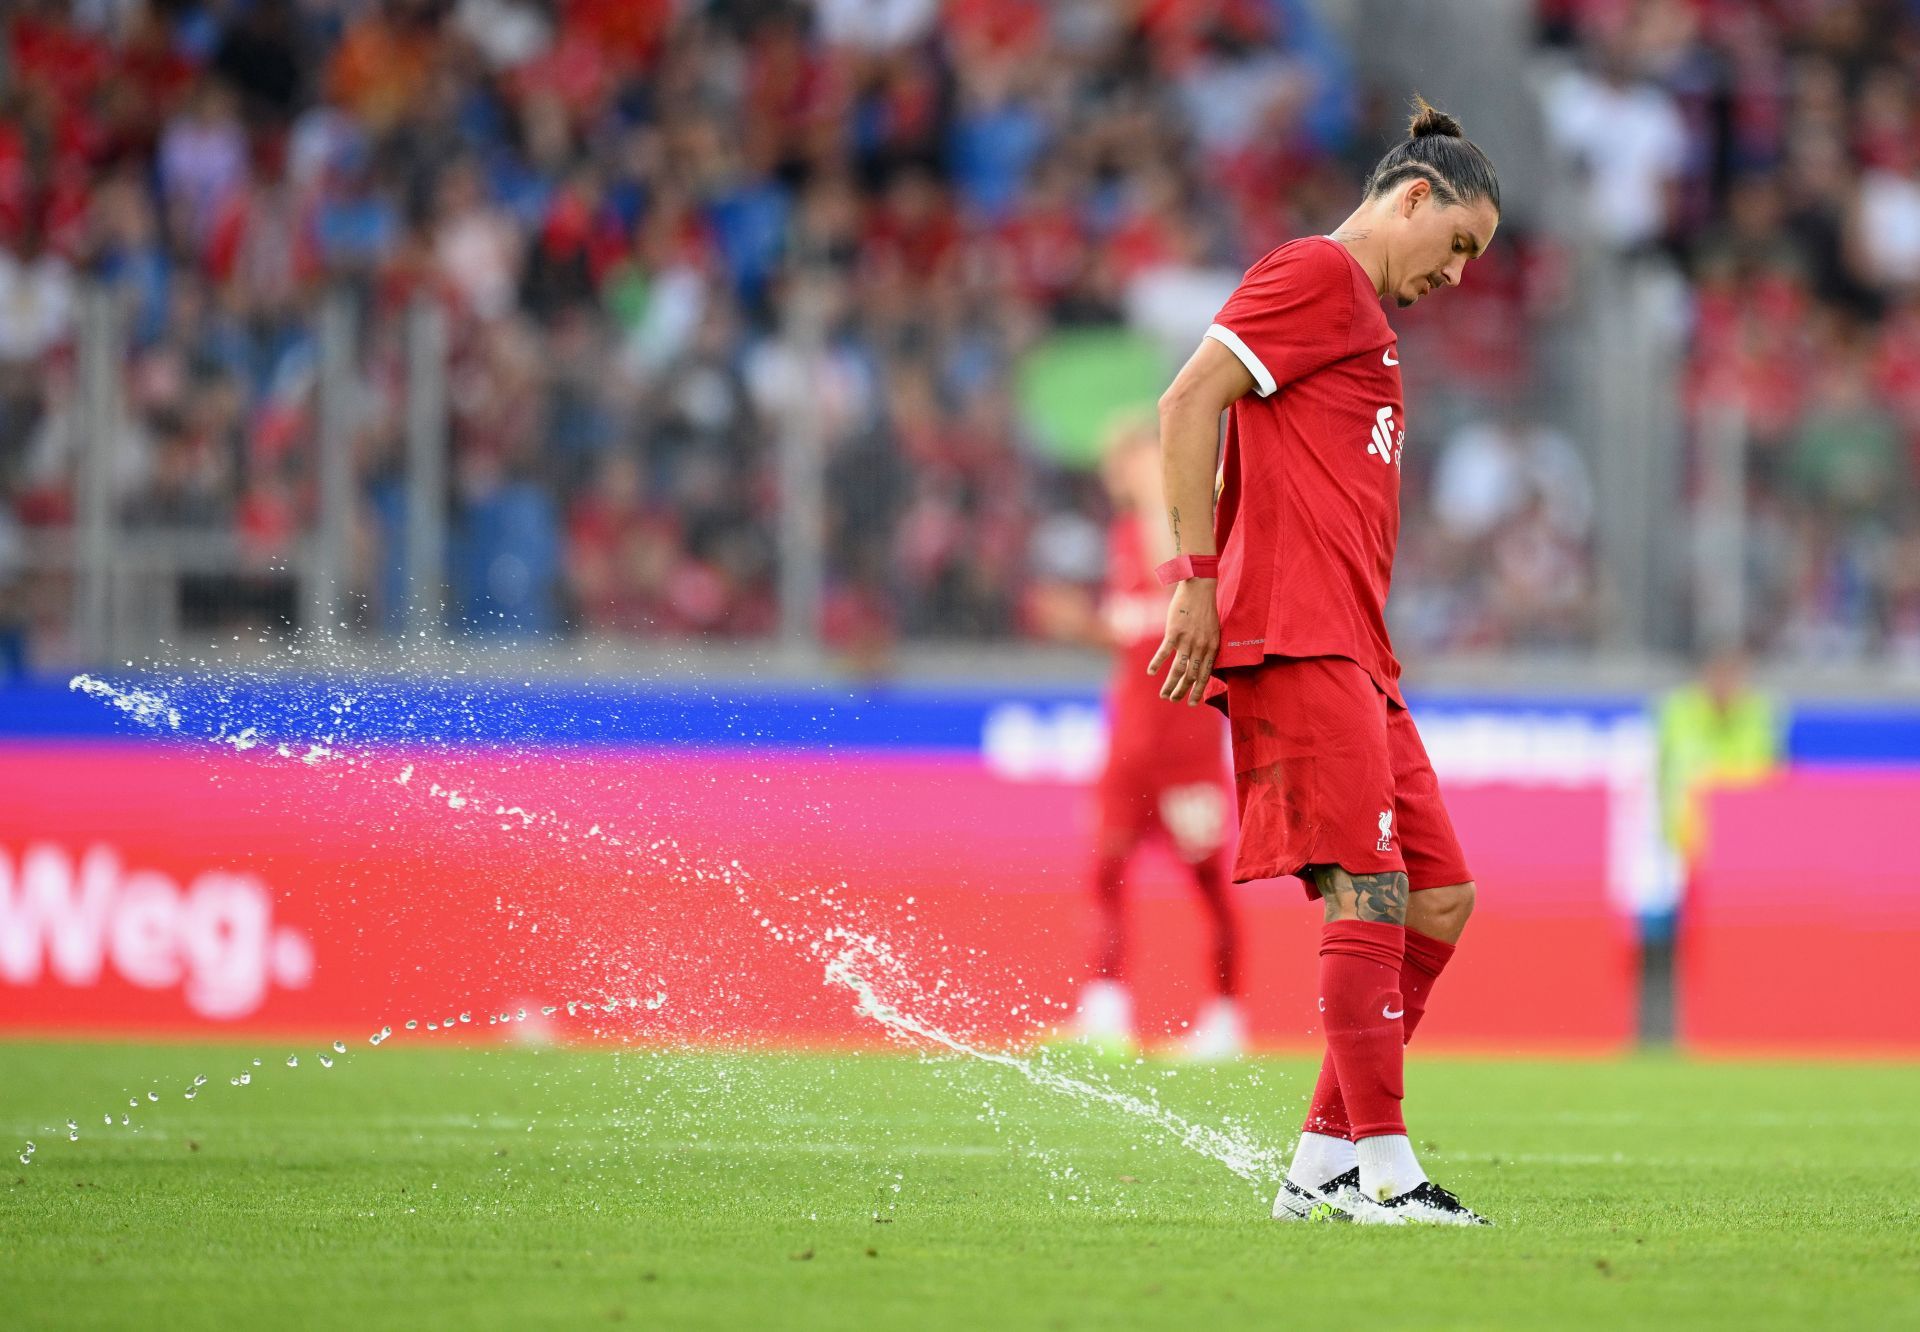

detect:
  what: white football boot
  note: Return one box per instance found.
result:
[1381,1180,1493,1226]
[1272,1169,1405,1225]
[1062,978,1137,1058]
[1182,997,1248,1061]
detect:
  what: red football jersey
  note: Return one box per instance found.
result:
[1205,235,1407,704]
[1101,511,1227,777]
[1102,510,1169,670]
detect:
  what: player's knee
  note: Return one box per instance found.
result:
[1411,880,1474,941]
[1454,880,1477,924]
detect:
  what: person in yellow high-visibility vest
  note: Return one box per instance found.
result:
[1644,648,1785,1043]
[1635,652,1781,1051]
[1657,648,1786,871]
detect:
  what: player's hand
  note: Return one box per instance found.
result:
[1147,578,1219,706]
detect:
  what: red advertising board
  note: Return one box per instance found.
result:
[0,744,1632,1051]
[1681,772,1920,1053]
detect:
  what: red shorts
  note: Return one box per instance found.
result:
[1095,766,1235,863]
[1211,656,1471,894]
[1097,690,1234,864]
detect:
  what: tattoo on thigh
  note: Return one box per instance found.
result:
[1352,872,1409,924]
[1315,867,1409,925]
[1319,876,1344,922]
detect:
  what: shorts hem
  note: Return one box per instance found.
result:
[1406,866,1475,892]
[1229,859,1299,887]
[1230,855,1408,890]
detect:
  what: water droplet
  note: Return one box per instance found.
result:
[68,1131,79,1142]
[516,1008,527,1021]
[426,1022,437,1032]
[65,1120,77,1133]
[146,1091,158,1102]
[103,1114,112,1126]
[332,1041,347,1054]
[458,1012,471,1024]
[286,1055,299,1068]
[120,1115,129,1126]
[128,1098,138,1108]
[23,1141,34,1154]
[405,1020,418,1030]
[17,1155,29,1165]
[239,1072,251,1086]
[193,1074,208,1087]
[184,1090,197,1100]
[541,1007,557,1017]
[229,1077,240,1086]
[251,1058,262,1067]
[318,1055,334,1069]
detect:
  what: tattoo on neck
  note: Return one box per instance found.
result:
[1170,506,1182,554]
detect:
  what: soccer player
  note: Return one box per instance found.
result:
[1148,98,1500,1226]
[1070,418,1244,1060]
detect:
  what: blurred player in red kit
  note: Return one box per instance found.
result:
[1068,419,1244,1060]
[1151,98,1501,1225]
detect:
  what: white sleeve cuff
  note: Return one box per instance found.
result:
[1204,323,1276,397]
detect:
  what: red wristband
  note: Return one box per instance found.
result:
[1155,555,1220,585]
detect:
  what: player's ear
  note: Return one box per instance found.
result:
[1400,178,1429,218]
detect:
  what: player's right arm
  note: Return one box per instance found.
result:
[1147,337,1256,705]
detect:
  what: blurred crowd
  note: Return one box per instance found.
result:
[0,0,1577,661]
[31,0,1920,668]
[1540,0,1920,665]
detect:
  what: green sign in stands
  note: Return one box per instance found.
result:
[1016,326,1170,469]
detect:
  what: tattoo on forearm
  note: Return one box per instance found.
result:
[1314,868,1409,925]
[1169,506,1182,555]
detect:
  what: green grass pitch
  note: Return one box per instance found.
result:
[2,1041,1917,1330]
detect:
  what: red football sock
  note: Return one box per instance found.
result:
[1302,1055,1350,1139]
[1303,926,1456,1139]
[1186,847,1240,997]
[1316,920,1407,1141]
[1090,849,1129,980]
[1398,928,1456,1041]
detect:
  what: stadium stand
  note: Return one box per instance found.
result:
[0,0,1916,671]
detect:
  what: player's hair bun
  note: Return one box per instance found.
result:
[1364,93,1499,211]
[1408,95,1463,140]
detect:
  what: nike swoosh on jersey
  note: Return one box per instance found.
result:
[1383,348,1398,366]
[1382,1004,1405,1019]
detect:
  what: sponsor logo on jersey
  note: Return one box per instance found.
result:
[1367,406,1404,466]
[1383,346,1399,366]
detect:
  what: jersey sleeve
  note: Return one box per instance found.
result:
[1204,241,1356,398]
